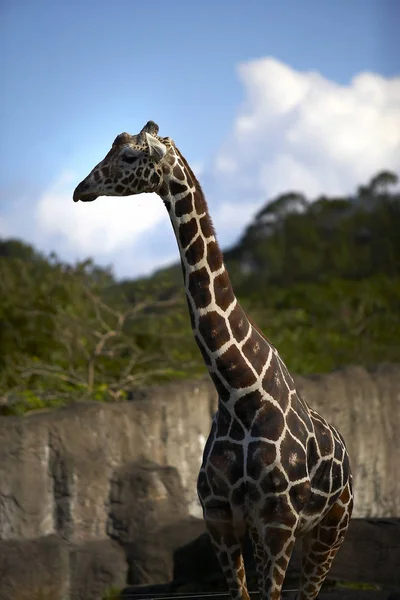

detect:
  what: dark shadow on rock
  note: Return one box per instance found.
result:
[329,519,400,586]
[69,539,127,600]
[0,535,70,600]
[108,459,195,584]
[0,535,128,600]
[122,518,400,598]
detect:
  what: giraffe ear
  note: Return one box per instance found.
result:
[145,133,167,162]
[141,121,159,136]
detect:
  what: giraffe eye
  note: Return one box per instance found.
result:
[121,147,141,164]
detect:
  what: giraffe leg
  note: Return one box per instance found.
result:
[205,512,249,600]
[248,525,264,593]
[297,483,354,600]
[249,519,297,600]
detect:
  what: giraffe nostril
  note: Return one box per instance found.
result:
[73,181,87,201]
[73,179,98,202]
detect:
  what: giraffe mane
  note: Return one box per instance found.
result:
[176,148,217,242]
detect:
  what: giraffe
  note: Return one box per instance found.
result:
[73,121,353,599]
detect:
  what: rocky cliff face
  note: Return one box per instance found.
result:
[0,365,399,598]
[0,365,399,546]
[0,379,215,543]
[295,364,400,518]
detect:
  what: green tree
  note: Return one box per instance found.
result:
[1,170,399,414]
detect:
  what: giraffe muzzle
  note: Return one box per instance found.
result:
[73,180,99,203]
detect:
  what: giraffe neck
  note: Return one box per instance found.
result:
[159,148,267,404]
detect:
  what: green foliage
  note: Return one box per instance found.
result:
[0,250,196,413]
[0,170,399,413]
[240,276,400,374]
[0,390,62,416]
[102,587,122,600]
[335,580,380,591]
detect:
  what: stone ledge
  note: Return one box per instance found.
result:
[123,518,400,598]
[0,536,127,600]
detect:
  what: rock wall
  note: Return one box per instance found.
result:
[0,380,215,543]
[0,364,399,546]
[295,363,400,518]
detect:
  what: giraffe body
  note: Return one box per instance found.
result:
[74,121,353,600]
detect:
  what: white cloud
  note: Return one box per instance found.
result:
[215,156,237,174]
[5,57,399,278]
[212,200,260,240]
[29,171,179,278]
[36,172,166,254]
[212,57,400,205]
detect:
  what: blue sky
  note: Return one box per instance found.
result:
[1,0,399,278]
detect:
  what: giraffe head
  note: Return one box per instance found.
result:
[73,121,173,202]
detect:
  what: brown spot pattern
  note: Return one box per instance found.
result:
[250,402,285,441]
[165,153,175,166]
[172,164,185,180]
[210,441,244,480]
[209,371,230,401]
[333,438,344,461]
[313,461,332,494]
[316,426,334,457]
[286,407,308,441]
[194,334,212,366]
[262,359,290,412]
[261,466,288,494]
[331,461,343,489]
[242,329,266,375]
[207,241,223,272]
[229,419,245,441]
[216,344,257,389]
[169,180,187,195]
[280,434,307,480]
[234,390,264,428]
[185,235,205,266]
[188,267,211,309]
[216,404,232,437]
[260,494,296,534]
[214,271,235,310]
[151,172,160,185]
[179,218,198,248]
[200,215,214,238]
[228,305,250,343]
[185,172,194,188]
[259,495,298,527]
[276,554,288,571]
[198,311,231,352]
[231,481,247,506]
[289,481,311,512]
[342,452,350,482]
[209,470,230,497]
[305,491,328,515]
[247,439,276,480]
[194,189,205,213]
[175,193,193,217]
[307,437,319,464]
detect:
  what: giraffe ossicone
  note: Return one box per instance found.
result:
[74,122,353,600]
